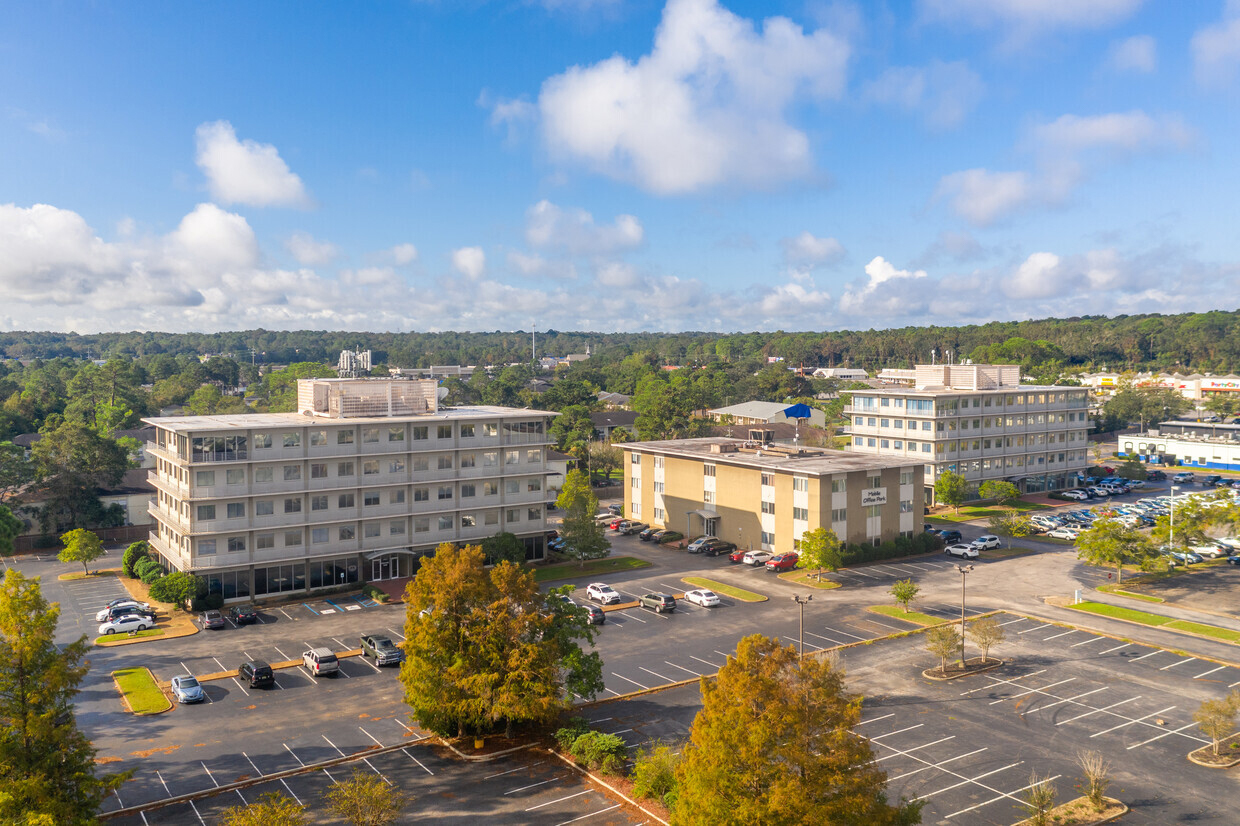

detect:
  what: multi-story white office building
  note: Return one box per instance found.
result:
[845,364,1091,502]
[144,378,555,603]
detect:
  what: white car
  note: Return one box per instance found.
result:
[98,614,152,635]
[1061,489,1089,500]
[585,582,622,605]
[742,550,773,566]
[970,535,1001,550]
[686,536,717,553]
[683,589,720,607]
[945,543,979,559]
[95,600,150,622]
[1046,527,1081,540]
[1190,544,1227,559]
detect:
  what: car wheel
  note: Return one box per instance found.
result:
[104,628,115,634]
[137,624,148,631]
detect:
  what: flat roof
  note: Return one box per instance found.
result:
[624,437,919,475]
[850,385,1083,397]
[143,405,557,434]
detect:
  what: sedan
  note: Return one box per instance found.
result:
[683,589,720,607]
[765,552,799,572]
[96,605,156,623]
[653,530,683,544]
[228,604,259,625]
[686,536,716,553]
[1228,555,1240,566]
[102,597,150,612]
[970,535,1001,550]
[170,675,205,704]
[1061,489,1090,500]
[743,550,774,566]
[1046,527,1082,540]
[638,527,660,541]
[585,582,622,605]
[944,543,979,559]
[198,610,225,630]
[98,614,151,635]
[1167,550,1203,565]
[95,600,151,622]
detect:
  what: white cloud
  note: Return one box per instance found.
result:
[452,246,486,280]
[863,60,984,129]
[525,200,644,255]
[284,232,339,266]
[1002,251,1063,298]
[532,0,850,194]
[1192,1,1240,87]
[920,0,1142,41]
[194,120,310,208]
[387,243,418,265]
[780,231,845,268]
[168,203,260,271]
[506,251,577,280]
[839,256,930,316]
[1107,35,1157,73]
[935,169,1033,226]
[1032,110,1191,155]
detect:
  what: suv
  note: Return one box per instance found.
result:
[620,522,648,536]
[1203,475,1223,487]
[359,634,405,666]
[238,660,275,689]
[701,539,737,557]
[938,529,963,545]
[1146,469,1167,481]
[638,593,676,613]
[302,648,340,677]
[585,582,622,605]
[1172,472,1195,483]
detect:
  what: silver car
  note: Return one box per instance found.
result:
[170,675,205,704]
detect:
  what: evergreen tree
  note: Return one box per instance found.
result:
[673,634,921,825]
[0,570,128,824]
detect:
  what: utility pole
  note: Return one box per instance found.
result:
[956,564,973,666]
[791,595,812,659]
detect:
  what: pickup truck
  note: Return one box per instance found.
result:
[359,634,405,666]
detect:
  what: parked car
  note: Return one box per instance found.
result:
[654,530,683,544]
[1047,527,1082,540]
[1229,555,1240,566]
[238,660,274,689]
[170,675,206,704]
[638,593,676,613]
[1203,475,1224,487]
[198,610,225,630]
[923,523,940,532]
[944,543,979,559]
[95,604,156,623]
[971,535,1001,550]
[701,539,737,557]
[360,634,405,665]
[766,552,799,572]
[1061,489,1090,500]
[607,504,623,516]
[1146,469,1167,481]
[686,536,717,553]
[743,550,774,566]
[729,547,749,563]
[1172,472,1195,483]
[938,530,963,544]
[1190,543,1227,559]
[1166,550,1203,565]
[585,582,622,605]
[683,589,720,607]
[620,522,648,536]
[608,519,625,531]
[228,604,259,625]
[98,614,151,635]
[302,647,340,677]
[638,527,660,541]
[583,605,606,625]
[100,597,150,613]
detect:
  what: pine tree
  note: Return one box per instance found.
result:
[673,634,922,825]
[0,570,129,824]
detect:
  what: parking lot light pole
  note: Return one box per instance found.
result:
[1169,485,1180,550]
[956,564,973,666]
[791,595,812,659]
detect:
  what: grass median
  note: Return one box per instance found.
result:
[1096,583,1164,603]
[776,569,842,589]
[1068,601,1240,644]
[113,667,171,714]
[867,604,949,627]
[681,577,767,602]
[95,628,165,645]
[532,556,651,583]
[929,501,1051,523]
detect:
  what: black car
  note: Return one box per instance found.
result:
[938,529,963,544]
[583,605,605,625]
[1147,469,1167,481]
[923,523,939,533]
[607,504,623,516]
[1203,475,1223,487]
[228,604,259,625]
[238,660,275,688]
[638,527,660,541]
[702,539,738,557]
[198,610,225,630]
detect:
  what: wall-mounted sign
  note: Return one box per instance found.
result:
[861,489,887,506]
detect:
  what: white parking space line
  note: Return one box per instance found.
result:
[1099,643,1130,654]
[1056,697,1142,726]
[230,678,250,697]
[279,779,303,806]
[611,672,650,691]
[156,770,206,826]
[242,752,265,779]
[332,637,349,648]
[274,646,292,660]
[487,762,545,779]
[875,736,956,762]
[1128,649,1163,663]
[1195,665,1227,679]
[916,762,1025,802]
[638,666,674,683]
[869,723,923,741]
[822,625,868,641]
[664,661,702,677]
[1089,706,1179,738]
[856,713,895,727]
[944,773,1063,819]
[998,617,1027,626]
[525,789,591,811]
[621,612,647,624]
[507,778,556,795]
[689,655,722,670]
[212,657,228,672]
[713,650,733,661]
[387,627,405,640]
[1127,720,1201,750]
[845,568,879,579]
[1070,636,1107,648]
[278,608,295,621]
[1159,657,1196,671]
[887,747,985,779]
[403,748,435,775]
[357,655,381,673]
[359,726,386,748]
[784,636,824,651]
[1034,686,1108,711]
[989,677,1076,706]
[1043,629,1078,641]
[805,631,847,646]
[1018,624,1054,634]
[959,670,1045,696]
[556,803,622,825]
[284,743,306,766]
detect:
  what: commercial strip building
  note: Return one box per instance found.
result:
[1080,371,1240,402]
[1118,422,1240,471]
[144,378,555,603]
[622,435,923,554]
[846,364,1092,503]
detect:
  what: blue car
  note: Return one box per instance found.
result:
[170,675,205,704]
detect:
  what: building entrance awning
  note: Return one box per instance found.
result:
[688,509,717,520]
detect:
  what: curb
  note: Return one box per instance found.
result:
[549,750,671,826]
[922,658,1004,681]
[1057,600,1240,650]
[112,667,172,716]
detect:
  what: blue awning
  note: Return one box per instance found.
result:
[782,403,813,420]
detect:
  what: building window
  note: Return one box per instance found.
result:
[793,507,809,520]
[438,425,453,439]
[283,465,301,481]
[339,526,355,540]
[254,467,273,483]
[310,495,327,511]
[704,490,714,504]
[506,508,521,523]
[363,460,380,475]
[388,427,405,442]
[362,427,380,444]
[437,515,453,531]
[831,508,847,522]
[414,518,430,533]
[505,479,520,494]
[867,438,876,447]
[309,430,327,446]
[311,463,328,479]
[894,440,903,449]
[704,464,716,477]
[390,458,406,473]
[228,537,246,552]
[414,488,429,502]
[390,489,406,504]
[653,507,665,521]
[338,461,354,477]
[880,418,889,428]
[227,503,245,518]
[653,481,664,493]
[199,539,216,556]
[461,514,476,528]
[364,491,380,506]
[527,479,542,492]
[286,432,304,448]
[461,424,475,438]
[527,449,541,463]
[390,520,406,535]
[832,479,845,493]
[631,453,640,465]
[761,531,775,547]
[900,471,914,485]
[256,500,274,516]
[286,497,304,513]
[793,477,808,491]
[438,486,453,500]
[461,483,476,497]
[484,481,498,496]
[284,530,302,546]
[866,505,882,518]
[459,454,475,469]
[413,456,429,472]
[761,501,775,514]
[653,456,664,468]
[338,493,355,508]
[854,437,863,446]
[412,426,428,440]
[505,450,519,465]
[226,468,245,485]
[922,444,931,453]
[438,455,453,470]
[484,511,499,526]
[197,504,216,521]
[337,429,354,445]
[900,500,912,513]
[363,522,382,538]
[196,470,215,487]
[880,439,889,448]
[256,534,275,550]
[254,433,272,449]
[528,507,542,521]
[761,473,774,486]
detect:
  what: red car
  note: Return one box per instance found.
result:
[729,547,748,563]
[765,552,799,572]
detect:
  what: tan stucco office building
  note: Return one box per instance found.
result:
[622,437,924,553]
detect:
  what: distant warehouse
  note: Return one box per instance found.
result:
[622,435,923,554]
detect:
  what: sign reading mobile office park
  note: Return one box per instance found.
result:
[860,489,887,506]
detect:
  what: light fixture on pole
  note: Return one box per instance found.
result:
[956,564,974,666]
[1169,485,1180,552]
[791,595,812,659]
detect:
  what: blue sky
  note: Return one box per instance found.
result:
[2,0,1239,334]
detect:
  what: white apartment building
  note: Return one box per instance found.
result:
[845,364,1091,502]
[144,378,555,603]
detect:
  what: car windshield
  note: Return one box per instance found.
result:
[180,677,199,688]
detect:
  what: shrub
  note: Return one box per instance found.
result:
[139,565,163,585]
[134,556,159,579]
[568,731,627,775]
[630,743,680,805]
[554,717,591,752]
[122,540,150,578]
[362,583,388,603]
